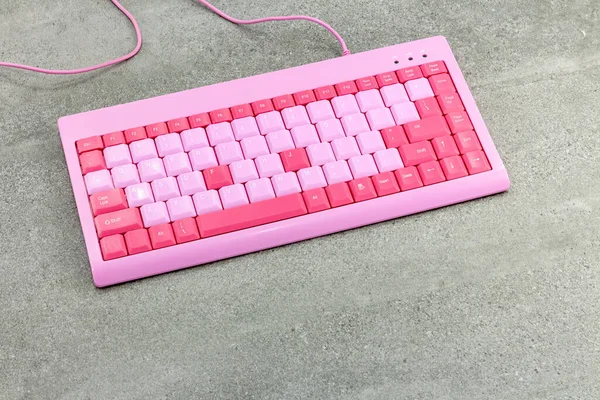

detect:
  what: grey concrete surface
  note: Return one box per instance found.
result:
[1,0,599,398]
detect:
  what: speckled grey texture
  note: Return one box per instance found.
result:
[1,0,600,399]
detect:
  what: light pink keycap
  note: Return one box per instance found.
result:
[366,108,395,131]
[155,133,183,157]
[266,130,295,153]
[331,137,360,160]
[341,113,370,137]
[219,184,249,209]
[230,159,259,183]
[323,160,353,184]
[306,142,335,166]
[390,102,420,125]
[177,171,206,195]
[125,182,154,207]
[348,154,378,178]
[255,154,284,178]
[282,106,310,129]
[256,111,285,135]
[192,190,223,215]
[151,176,180,201]
[245,178,276,203]
[189,147,218,171]
[103,144,131,168]
[331,94,360,118]
[306,100,335,123]
[297,166,327,190]
[111,163,140,188]
[215,141,243,165]
[271,172,301,196]
[129,139,158,163]
[241,135,269,159]
[380,83,410,107]
[405,78,435,100]
[356,89,385,112]
[231,117,260,140]
[316,119,345,142]
[291,125,320,148]
[181,128,209,152]
[206,122,235,146]
[140,201,170,227]
[138,158,166,182]
[85,169,114,194]
[164,152,192,177]
[374,148,404,172]
[166,196,196,221]
[357,131,386,154]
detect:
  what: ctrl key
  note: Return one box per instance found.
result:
[100,235,128,261]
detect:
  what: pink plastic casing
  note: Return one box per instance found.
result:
[58,37,509,287]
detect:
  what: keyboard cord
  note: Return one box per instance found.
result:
[0,0,351,75]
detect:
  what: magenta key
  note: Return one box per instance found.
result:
[181,128,209,152]
[306,100,336,123]
[85,169,114,194]
[348,154,378,178]
[341,113,370,137]
[219,184,249,209]
[271,172,301,196]
[166,196,196,221]
[374,148,404,172]
[141,201,170,227]
[297,166,327,191]
[316,119,345,142]
[356,89,385,112]
[256,111,285,135]
[255,154,285,178]
[155,133,184,157]
[103,144,132,168]
[390,102,420,125]
[405,78,435,101]
[356,131,386,154]
[306,142,335,166]
[111,163,140,188]
[129,138,158,163]
[266,130,295,153]
[366,108,395,131]
[189,147,218,171]
[323,160,353,184]
[230,159,259,183]
[245,178,276,203]
[331,94,360,118]
[282,105,310,129]
[151,176,181,201]
[241,135,269,159]
[125,182,154,207]
[215,141,244,165]
[331,137,360,161]
[231,117,260,140]
[206,122,235,146]
[138,158,167,182]
[291,125,320,148]
[192,190,223,215]
[380,83,410,107]
[177,171,206,195]
[164,152,192,177]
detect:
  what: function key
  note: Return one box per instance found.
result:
[396,66,423,83]
[102,131,125,147]
[231,104,254,119]
[189,113,211,128]
[76,136,103,154]
[314,85,337,101]
[376,72,399,87]
[273,94,296,111]
[145,122,169,139]
[356,77,379,91]
[421,61,448,77]
[167,118,191,133]
[210,108,233,124]
[335,80,358,95]
[251,99,275,115]
[293,90,316,106]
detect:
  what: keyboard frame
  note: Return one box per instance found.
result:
[58,36,510,287]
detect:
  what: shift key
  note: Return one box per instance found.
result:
[95,208,143,238]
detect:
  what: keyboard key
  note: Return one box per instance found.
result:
[432,136,459,159]
[390,102,420,125]
[256,111,285,135]
[125,182,154,207]
[181,128,209,152]
[396,66,423,83]
[189,147,218,171]
[273,94,295,111]
[380,83,409,107]
[246,178,276,203]
[463,150,491,174]
[381,126,409,148]
[255,153,285,178]
[303,188,330,213]
[111,164,140,188]
[323,160,353,184]
[130,138,158,163]
[372,171,400,196]
[77,136,104,154]
[193,190,223,215]
[152,177,181,201]
[356,89,385,112]
[418,161,446,186]
[307,142,335,166]
[104,144,132,168]
[177,171,206,195]
[85,169,114,195]
[231,117,260,140]
[356,76,379,91]
[356,131,386,154]
[172,218,201,244]
[340,113,370,137]
[331,137,360,161]
[421,61,448,77]
[395,166,423,191]
[348,154,378,178]
[102,131,125,147]
[271,172,302,196]
[335,80,358,95]
[349,177,377,202]
[149,223,177,249]
[266,130,295,153]
[282,105,310,129]
[241,135,269,159]
[306,100,336,123]
[281,148,310,172]
[146,122,169,138]
[298,166,327,190]
[251,99,274,115]
[79,150,106,174]
[315,85,337,101]
[415,97,442,119]
[293,90,316,106]
[366,108,395,130]
[399,141,436,166]
[215,141,244,165]
[124,229,152,255]
[166,196,196,221]
[164,152,192,177]
[203,165,233,190]
[376,72,399,87]
[440,156,468,180]
[331,94,360,118]
[326,182,353,207]
[230,159,259,183]
[206,122,235,146]
[231,104,254,119]
[437,92,464,114]
[446,111,474,133]
[124,127,147,143]
[156,133,184,157]
[189,113,211,129]
[95,208,143,238]
[141,202,171,227]
[291,125,320,148]
[89,188,128,217]
[454,131,482,154]
[374,148,404,172]
[167,118,190,133]
[316,119,345,142]
[404,116,451,142]
[220,184,250,209]
[210,108,233,124]
[429,74,455,95]
[138,158,167,182]
[100,234,128,260]
[197,193,307,238]
[405,78,434,101]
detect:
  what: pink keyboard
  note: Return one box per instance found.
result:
[58,36,509,287]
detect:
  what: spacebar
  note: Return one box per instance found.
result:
[196,193,308,238]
